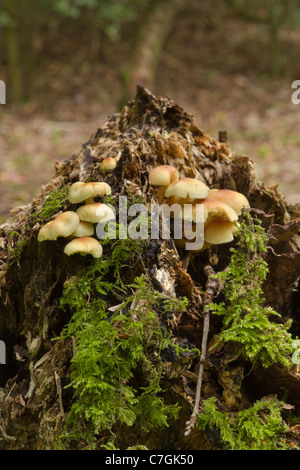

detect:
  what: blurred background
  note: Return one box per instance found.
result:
[0,0,299,223]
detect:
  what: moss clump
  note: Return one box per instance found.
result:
[32,181,69,223]
[197,396,296,450]
[57,234,190,449]
[208,210,294,368]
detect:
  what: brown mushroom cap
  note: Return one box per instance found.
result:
[38,211,80,242]
[165,177,209,201]
[207,189,250,215]
[69,221,94,238]
[68,182,112,204]
[204,218,238,244]
[76,203,115,224]
[64,236,103,258]
[101,157,117,171]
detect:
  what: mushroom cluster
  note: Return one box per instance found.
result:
[37,181,114,258]
[149,164,250,252]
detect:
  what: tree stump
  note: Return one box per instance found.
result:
[0,86,299,450]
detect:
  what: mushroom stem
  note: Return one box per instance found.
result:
[182,251,192,270]
[158,186,166,205]
[85,197,94,205]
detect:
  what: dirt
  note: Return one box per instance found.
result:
[0,1,299,223]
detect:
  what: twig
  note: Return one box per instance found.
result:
[54,370,65,419]
[184,265,220,436]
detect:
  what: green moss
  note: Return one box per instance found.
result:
[56,233,190,449]
[8,230,26,265]
[32,181,69,222]
[197,396,296,450]
[208,210,294,368]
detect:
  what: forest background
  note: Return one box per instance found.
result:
[0,0,299,224]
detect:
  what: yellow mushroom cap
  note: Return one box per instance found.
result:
[101,157,117,171]
[202,199,238,223]
[69,221,94,238]
[76,203,115,223]
[68,182,112,204]
[149,165,179,186]
[165,177,209,200]
[64,236,103,258]
[38,211,80,242]
[207,189,250,215]
[174,198,238,224]
[204,218,238,245]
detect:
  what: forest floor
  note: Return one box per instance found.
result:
[0,2,299,223]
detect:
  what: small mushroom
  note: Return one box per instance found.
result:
[171,198,238,225]
[64,236,103,258]
[76,203,115,224]
[69,221,94,238]
[149,165,179,204]
[165,177,209,204]
[204,218,238,245]
[68,182,111,204]
[38,211,80,242]
[101,157,117,172]
[207,189,250,215]
[200,199,238,224]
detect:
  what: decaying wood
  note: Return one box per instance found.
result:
[0,86,299,449]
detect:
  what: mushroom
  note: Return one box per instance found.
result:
[204,218,238,245]
[171,198,238,269]
[171,198,238,225]
[76,203,115,224]
[64,236,103,258]
[38,211,80,242]
[165,177,209,204]
[149,165,179,204]
[101,157,117,172]
[200,198,238,224]
[68,182,112,204]
[69,221,94,238]
[206,189,250,215]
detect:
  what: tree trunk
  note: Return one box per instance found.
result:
[0,87,299,450]
[4,0,23,103]
[121,0,183,104]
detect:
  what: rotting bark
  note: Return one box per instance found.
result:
[0,86,299,450]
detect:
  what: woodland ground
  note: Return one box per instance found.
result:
[0,3,299,223]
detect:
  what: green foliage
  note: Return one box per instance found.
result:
[7,230,26,265]
[52,0,141,38]
[208,210,294,368]
[57,235,189,448]
[32,182,69,223]
[197,396,294,450]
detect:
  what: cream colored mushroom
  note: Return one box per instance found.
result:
[207,189,250,215]
[64,237,103,258]
[165,177,209,204]
[101,157,117,171]
[38,211,80,242]
[149,165,179,204]
[69,221,94,238]
[204,218,238,245]
[76,203,115,224]
[172,198,238,225]
[68,182,111,204]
